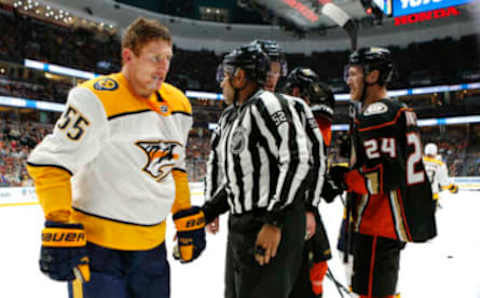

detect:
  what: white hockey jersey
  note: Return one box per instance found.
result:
[27,73,192,250]
[422,156,454,199]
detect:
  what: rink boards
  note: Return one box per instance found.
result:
[0,183,207,207]
[1,177,479,207]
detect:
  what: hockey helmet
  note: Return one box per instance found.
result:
[284,67,335,121]
[249,39,287,76]
[345,47,394,86]
[216,44,270,87]
[424,143,438,156]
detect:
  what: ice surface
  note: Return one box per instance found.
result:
[1,191,478,297]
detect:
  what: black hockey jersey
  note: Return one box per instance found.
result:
[351,98,436,242]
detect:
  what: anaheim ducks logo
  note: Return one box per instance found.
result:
[94,78,118,91]
[135,140,181,181]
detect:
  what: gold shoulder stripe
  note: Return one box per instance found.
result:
[160,83,192,114]
[81,73,153,119]
[423,156,444,165]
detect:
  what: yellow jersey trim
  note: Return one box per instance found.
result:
[26,164,73,221]
[423,156,444,166]
[72,209,166,250]
[81,73,192,120]
[171,169,192,214]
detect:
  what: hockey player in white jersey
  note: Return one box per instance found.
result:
[423,143,459,211]
[27,17,206,298]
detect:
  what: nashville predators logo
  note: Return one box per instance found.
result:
[136,140,181,181]
[94,78,118,91]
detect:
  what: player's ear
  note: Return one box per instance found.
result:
[122,48,134,64]
[366,70,380,85]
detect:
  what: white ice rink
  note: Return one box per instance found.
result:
[1,190,479,298]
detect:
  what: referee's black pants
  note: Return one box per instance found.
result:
[224,199,305,298]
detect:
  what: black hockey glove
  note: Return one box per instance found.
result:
[329,165,350,191]
[173,206,206,263]
[40,221,90,282]
[330,165,368,195]
[321,176,344,203]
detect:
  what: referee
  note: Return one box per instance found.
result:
[201,44,311,298]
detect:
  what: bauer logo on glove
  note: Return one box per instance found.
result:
[40,221,90,282]
[173,206,206,263]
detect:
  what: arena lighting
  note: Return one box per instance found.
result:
[1,94,480,130]
[186,82,480,102]
[0,96,65,112]
[21,58,480,102]
[360,0,384,23]
[185,91,224,101]
[282,0,320,23]
[209,115,480,132]
[314,115,480,131]
[24,59,99,79]
[244,0,356,44]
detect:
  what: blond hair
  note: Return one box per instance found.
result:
[122,17,171,56]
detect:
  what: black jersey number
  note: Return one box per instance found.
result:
[57,105,90,141]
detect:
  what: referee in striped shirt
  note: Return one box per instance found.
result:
[201,44,310,298]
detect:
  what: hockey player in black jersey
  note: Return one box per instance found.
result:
[330,47,436,298]
[284,67,339,298]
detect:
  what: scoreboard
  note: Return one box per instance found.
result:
[372,0,474,17]
[392,0,474,16]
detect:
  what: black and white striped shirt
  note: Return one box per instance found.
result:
[282,94,326,207]
[204,90,310,222]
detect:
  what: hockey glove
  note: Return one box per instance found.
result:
[329,165,350,190]
[448,184,459,194]
[310,261,328,296]
[173,206,206,263]
[330,166,368,195]
[321,176,344,203]
[40,221,90,282]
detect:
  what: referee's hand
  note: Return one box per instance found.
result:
[254,224,281,266]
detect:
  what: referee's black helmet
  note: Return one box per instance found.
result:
[216,44,270,86]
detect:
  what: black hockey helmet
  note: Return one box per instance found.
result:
[216,44,270,87]
[284,67,335,121]
[345,47,394,86]
[249,39,287,76]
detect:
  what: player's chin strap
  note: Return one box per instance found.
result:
[359,65,382,104]
[230,74,258,112]
[229,71,248,112]
[359,74,374,104]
